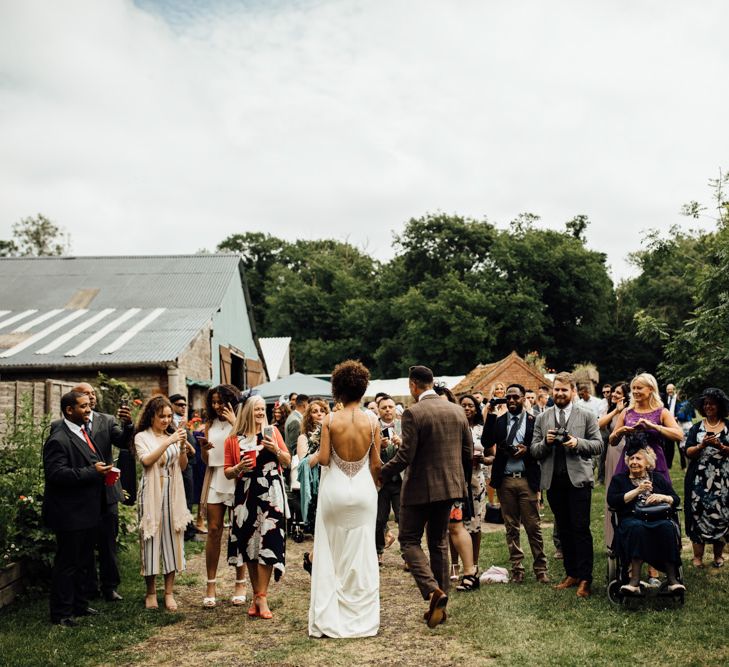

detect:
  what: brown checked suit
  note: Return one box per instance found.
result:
[381,393,473,598]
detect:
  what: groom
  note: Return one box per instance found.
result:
[380,366,473,628]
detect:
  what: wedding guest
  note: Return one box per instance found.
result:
[272,401,290,434]
[200,384,240,608]
[43,391,110,626]
[434,386,477,588]
[531,372,603,597]
[285,394,309,455]
[609,373,683,482]
[681,388,729,568]
[577,383,602,418]
[599,382,630,549]
[607,441,684,594]
[134,396,192,611]
[676,391,695,470]
[225,395,290,619]
[459,394,488,581]
[483,385,548,584]
[376,395,402,565]
[169,393,196,541]
[297,400,330,538]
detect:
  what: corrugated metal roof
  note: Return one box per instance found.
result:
[0,254,241,310]
[259,337,291,381]
[0,307,214,369]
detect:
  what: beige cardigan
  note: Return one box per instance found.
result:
[135,429,193,541]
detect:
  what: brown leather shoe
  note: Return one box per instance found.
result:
[536,572,551,584]
[576,580,591,598]
[426,588,448,628]
[423,609,447,624]
[511,571,525,584]
[553,576,579,590]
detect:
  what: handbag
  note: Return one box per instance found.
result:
[633,502,672,521]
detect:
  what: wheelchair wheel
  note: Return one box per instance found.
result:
[607,579,623,605]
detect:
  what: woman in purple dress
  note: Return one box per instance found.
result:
[608,373,683,481]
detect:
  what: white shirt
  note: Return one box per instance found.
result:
[64,418,93,445]
[555,402,573,424]
[418,389,437,402]
[578,396,602,418]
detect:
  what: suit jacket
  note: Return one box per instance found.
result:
[42,422,105,532]
[482,410,540,492]
[51,411,133,506]
[530,404,603,489]
[380,394,472,506]
[284,411,303,452]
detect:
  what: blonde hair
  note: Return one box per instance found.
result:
[623,445,657,470]
[628,373,663,411]
[231,395,267,437]
[490,382,506,398]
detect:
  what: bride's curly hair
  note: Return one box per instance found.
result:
[331,360,370,403]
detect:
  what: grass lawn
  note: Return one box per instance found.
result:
[1,462,727,667]
[0,538,204,667]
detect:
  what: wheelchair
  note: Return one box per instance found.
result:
[606,505,685,608]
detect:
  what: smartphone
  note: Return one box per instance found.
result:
[263,425,274,440]
[381,427,393,439]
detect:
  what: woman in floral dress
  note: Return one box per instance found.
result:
[224,395,290,619]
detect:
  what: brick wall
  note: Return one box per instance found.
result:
[178,327,212,385]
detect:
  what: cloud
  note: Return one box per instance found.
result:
[1,0,727,279]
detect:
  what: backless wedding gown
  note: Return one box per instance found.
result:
[308,414,380,638]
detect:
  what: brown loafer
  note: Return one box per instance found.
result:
[423,609,447,624]
[576,580,591,598]
[554,576,579,590]
[536,572,551,584]
[426,588,448,628]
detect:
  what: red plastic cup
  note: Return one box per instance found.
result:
[105,466,121,486]
[242,449,257,470]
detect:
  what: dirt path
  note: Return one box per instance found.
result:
[112,525,503,667]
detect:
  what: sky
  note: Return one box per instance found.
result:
[1,0,728,281]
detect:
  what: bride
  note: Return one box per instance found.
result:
[308,360,382,638]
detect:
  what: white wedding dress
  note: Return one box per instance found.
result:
[308,417,380,638]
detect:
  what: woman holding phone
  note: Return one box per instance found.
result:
[200,384,243,608]
[224,395,290,619]
[134,396,192,610]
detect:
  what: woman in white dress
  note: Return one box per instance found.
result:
[309,360,382,639]
[199,384,246,608]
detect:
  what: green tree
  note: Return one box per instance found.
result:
[9,214,69,256]
[660,168,729,396]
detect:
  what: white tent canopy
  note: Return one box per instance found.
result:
[253,372,333,403]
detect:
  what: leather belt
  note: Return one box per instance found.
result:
[504,472,523,478]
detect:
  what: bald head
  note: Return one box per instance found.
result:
[73,382,97,410]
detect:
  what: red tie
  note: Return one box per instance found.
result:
[81,424,97,454]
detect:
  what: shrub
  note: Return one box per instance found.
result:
[0,395,55,580]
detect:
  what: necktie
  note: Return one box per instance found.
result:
[81,424,97,454]
[559,409,566,429]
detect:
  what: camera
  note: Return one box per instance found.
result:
[552,427,571,446]
[490,397,508,407]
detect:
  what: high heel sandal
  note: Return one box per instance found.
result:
[255,592,272,620]
[231,579,247,606]
[456,569,480,592]
[248,591,259,617]
[203,579,217,608]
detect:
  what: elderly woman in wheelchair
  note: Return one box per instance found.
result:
[607,439,685,596]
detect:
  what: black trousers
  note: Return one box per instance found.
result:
[376,478,401,553]
[50,528,96,621]
[547,475,594,583]
[182,465,195,539]
[661,439,675,470]
[82,505,120,596]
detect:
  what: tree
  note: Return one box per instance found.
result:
[659,168,729,396]
[7,214,69,256]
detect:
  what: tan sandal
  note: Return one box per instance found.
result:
[231,578,247,606]
[203,578,217,608]
[164,594,178,612]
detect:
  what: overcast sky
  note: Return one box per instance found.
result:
[1,0,727,281]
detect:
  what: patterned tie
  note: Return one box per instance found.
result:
[559,409,566,429]
[81,423,97,454]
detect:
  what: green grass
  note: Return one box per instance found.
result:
[444,463,729,667]
[0,538,203,667]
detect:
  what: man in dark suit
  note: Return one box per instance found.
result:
[70,382,133,601]
[380,366,472,628]
[530,372,603,598]
[660,383,678,469]
[170,393,198,541]
[483,383,548,584]
[43,391,113,626]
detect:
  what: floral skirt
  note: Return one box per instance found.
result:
[227,462,288,581]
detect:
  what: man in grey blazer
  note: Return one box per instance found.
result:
[380,366,473,628]
[530,372,603,597]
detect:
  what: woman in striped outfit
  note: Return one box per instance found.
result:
[135,396,193,611]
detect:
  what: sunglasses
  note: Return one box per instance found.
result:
[174,402,187,407]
